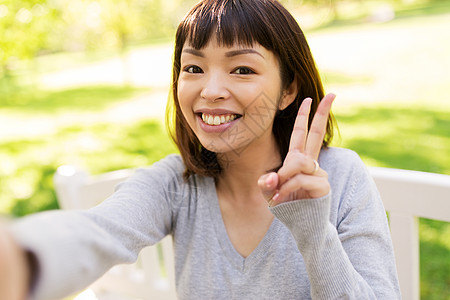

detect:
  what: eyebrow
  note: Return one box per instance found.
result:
[182,48,204,57]
[225,49,264,58]
[182,48,264,59]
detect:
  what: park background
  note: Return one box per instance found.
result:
[0,0,449,298]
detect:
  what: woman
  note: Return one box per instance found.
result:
[2,0,400,299]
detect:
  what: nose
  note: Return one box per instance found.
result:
[200,72,230,102]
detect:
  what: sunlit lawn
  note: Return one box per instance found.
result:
[333,103,450,174]
[0,85,150,113]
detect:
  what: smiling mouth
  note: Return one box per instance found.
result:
[200,113,242,126]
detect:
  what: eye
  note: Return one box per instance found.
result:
[184,65,203,73]
[232,67,255,75]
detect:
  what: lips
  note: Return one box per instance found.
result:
[194,109,242,133]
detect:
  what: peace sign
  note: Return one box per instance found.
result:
[258,93,336,206]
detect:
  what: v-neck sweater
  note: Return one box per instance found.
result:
[10,147,401,300]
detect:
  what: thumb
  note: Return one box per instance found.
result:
[257,172,279,201]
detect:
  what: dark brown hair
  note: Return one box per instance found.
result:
[167,0,335,179]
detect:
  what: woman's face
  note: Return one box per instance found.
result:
[177,39,289,156]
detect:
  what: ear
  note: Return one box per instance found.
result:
[279,78,298,111]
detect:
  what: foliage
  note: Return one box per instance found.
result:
[0,0,196,95]
[60,0,181,53]
[0,0,63,78]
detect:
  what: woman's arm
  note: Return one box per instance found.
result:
[269,157,400,299]
[5,155,184,300]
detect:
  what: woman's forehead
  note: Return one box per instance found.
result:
[180,39,280,67]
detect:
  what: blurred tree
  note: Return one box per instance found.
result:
[0,0,62,83]
[300,0,340,19]
[98,0,175,84]
[0,0,188,90]
[40,0,186,85]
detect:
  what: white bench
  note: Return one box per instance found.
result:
[369,167,450,300]
[54,165,450,300]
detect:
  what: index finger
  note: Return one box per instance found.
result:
[289,97,312,152]
[305,93,335,159]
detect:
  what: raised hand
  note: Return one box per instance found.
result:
[258,93,335,206]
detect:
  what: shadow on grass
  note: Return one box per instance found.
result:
[0,85,150,113]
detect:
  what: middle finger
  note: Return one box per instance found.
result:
[304,93,335,159]
[288,98,312,153]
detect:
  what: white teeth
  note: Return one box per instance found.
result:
[201,113,239,126]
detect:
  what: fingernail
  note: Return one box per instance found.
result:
[265,173,274,188]
[272,193,280,202]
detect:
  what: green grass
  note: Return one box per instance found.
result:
[333,104,450,174]
[0,85,150,113]
[419,218,450,299]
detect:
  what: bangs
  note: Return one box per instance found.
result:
[179,0,273,49]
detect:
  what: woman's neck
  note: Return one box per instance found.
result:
[216,134,281,204]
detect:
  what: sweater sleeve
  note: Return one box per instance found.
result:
[7,155,185,300]
[269,150,401,299]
